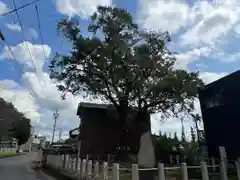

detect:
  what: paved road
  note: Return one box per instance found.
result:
[0,153,55,180]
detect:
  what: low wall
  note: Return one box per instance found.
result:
[0,148,17,153]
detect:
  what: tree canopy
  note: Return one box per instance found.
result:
[0,97,31,145]
[50,6,203,121]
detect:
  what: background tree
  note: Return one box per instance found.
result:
[190,126,196,143]
[0,97,31,145]
[49,6,204,168]
[10,114,31,145]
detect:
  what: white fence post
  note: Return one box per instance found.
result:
[235,158,240,180]
[72,157,76,172]
[102,162,108,180]
[201,161,209,180]
[69,156,72,171]
[60,154,65,170]
[54,155,57,169]
[65,154,69,170]
[76,158,81,180]
[220,159,228,180]
[176,155,180,164]
[81,159,87,178]
[158,163,165,180]
[112,163,119,180]
[132,164,139,180]
[211,157,216,172]
[87,160,93,179]
[219,146,228,180]
[76,158,81,174]
[94,161,100,180]
[181,162,188,180]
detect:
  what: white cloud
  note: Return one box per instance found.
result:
[199,71,228,84]
[174,47,211,69]
[0,80,19,89]
[180,5,239,47]
[138,0,240,68]
[0,41,51,72]
[195,63,208,69]
[178,0,240,51]
[28,28,38,40]
[234,24,240,35]
[5,23,21,32]
[0,1,9,15]
[55,0,112,18]
[223,52,240,63]
[22,72,80,111]
[137,0,190,34]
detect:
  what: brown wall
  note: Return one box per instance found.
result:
[79,108,118,157]
[78,105,151,157]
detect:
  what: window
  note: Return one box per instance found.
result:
[205,90,224,109]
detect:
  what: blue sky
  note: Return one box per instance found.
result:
[0,0,240,139]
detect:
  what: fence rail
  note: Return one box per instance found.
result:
[43,153,236,180]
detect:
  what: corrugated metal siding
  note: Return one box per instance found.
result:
[199,70,240,159]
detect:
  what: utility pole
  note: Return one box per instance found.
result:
[58,128,62,142]
[51,110,59,144]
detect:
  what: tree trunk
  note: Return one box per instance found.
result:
[116,107,128,160]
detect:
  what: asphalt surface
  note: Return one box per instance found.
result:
[0,153,56,180]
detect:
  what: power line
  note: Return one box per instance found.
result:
[13,0,47,96]
[1,0,40,16]
[35,5,48,66]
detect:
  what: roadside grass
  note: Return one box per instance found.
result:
[0,152,18,158]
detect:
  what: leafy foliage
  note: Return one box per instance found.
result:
[153,129,202,165]
[0,98,31,145]
[50,6,203,120]
[152,132,180,163]
[11,116,31,145]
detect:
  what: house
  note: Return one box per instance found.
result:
[76,102,151,158]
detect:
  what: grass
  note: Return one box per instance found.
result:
[0,152,19,158]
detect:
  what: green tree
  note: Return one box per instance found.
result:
[49,6,203,166]
[190,126,196,143]
[11,114,31,145]
[0,98,31,145]
[190,113,202,143]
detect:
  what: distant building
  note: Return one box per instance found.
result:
[38,136,47,148]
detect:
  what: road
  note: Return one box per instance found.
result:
[0,153,55,180]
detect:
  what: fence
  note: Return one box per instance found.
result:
[0,147,17,153]
[44,153,240,180]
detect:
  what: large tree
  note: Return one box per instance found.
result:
[49,6,203,168]
[10,113,31,145]
[0,98,31,145]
